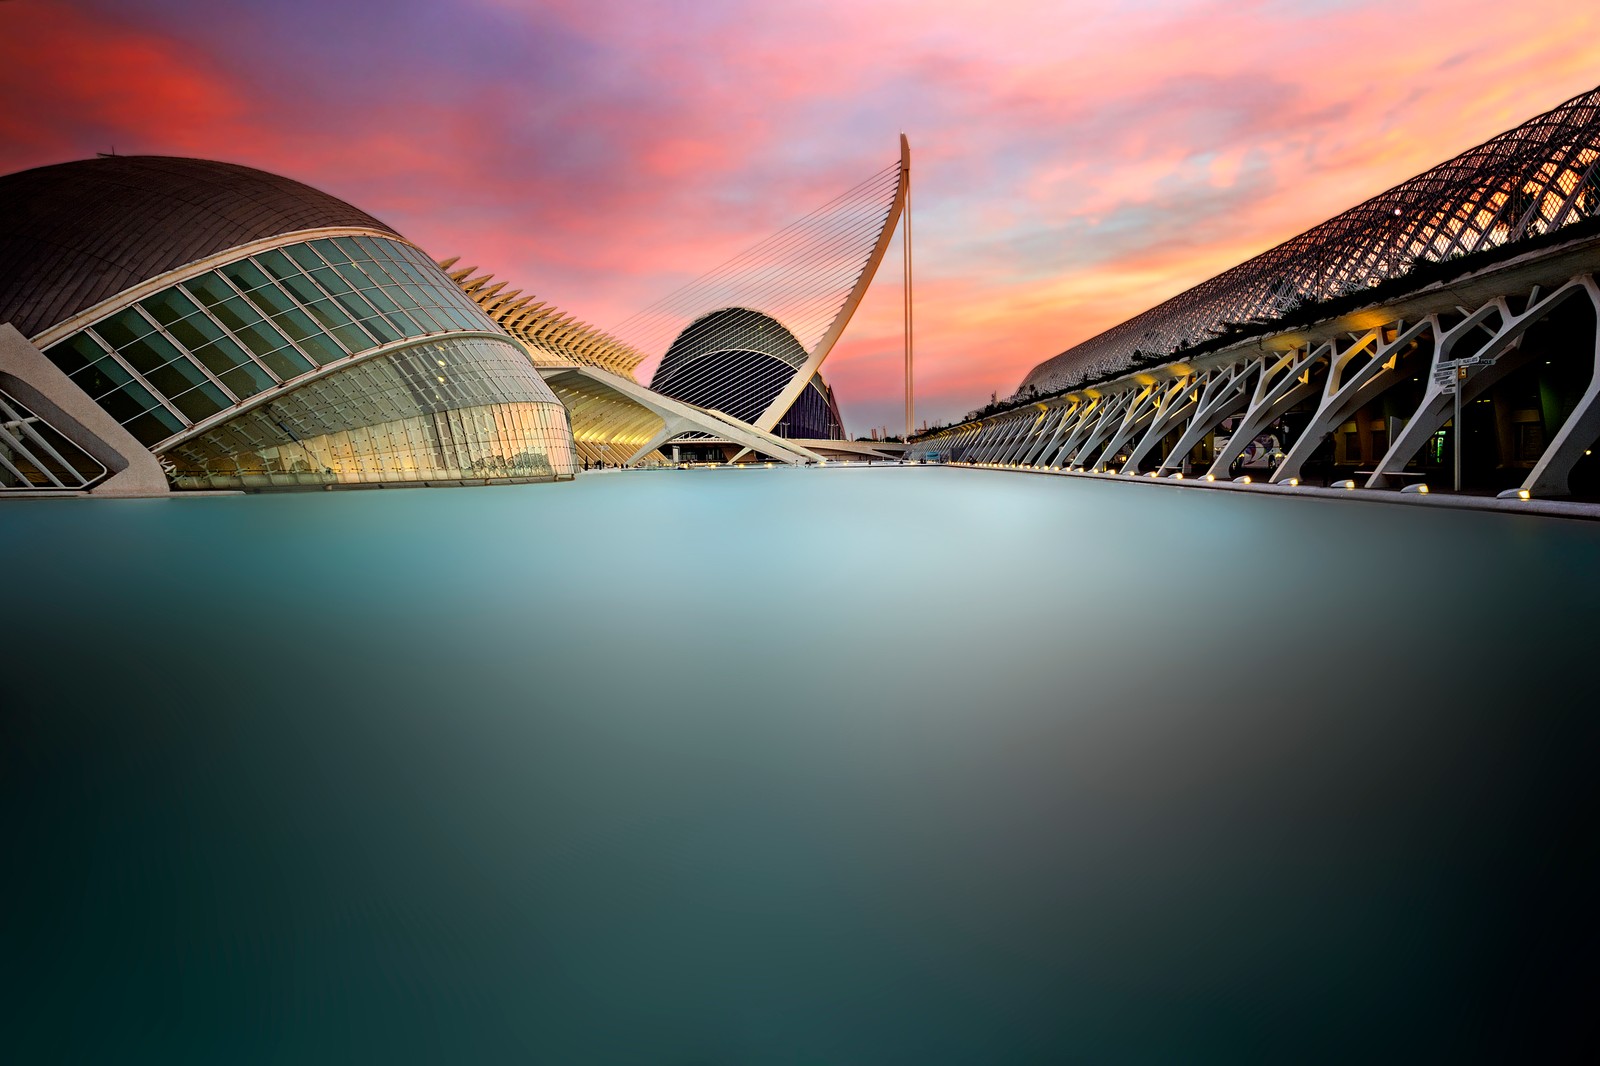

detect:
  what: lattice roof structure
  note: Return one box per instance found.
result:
[1021,83,1600,394]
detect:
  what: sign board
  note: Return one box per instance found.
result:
[1434,356,1482,393]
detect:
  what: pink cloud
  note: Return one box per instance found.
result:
[3,0,1599,433]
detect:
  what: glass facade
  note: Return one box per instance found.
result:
[37,233,578,489]
[164,338,577,489]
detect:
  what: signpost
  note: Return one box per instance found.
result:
[1434,358,1479,492]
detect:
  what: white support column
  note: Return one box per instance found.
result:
[1523,276,1600,496]
[1155,361,1256,475]
[1365,283,1587,487]
[1270,320,1431,484]
[1019,405,1070,466]
[1045,400,1097,467]
[1069,390,1139,470]
[998,408,1050,465]
[1119,374,1200,473]
[1205,344,1327,479]
[1093,383,1168,473]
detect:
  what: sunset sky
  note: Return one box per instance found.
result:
[3,0,1598,433]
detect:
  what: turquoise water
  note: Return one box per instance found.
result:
[4,467,1597,1062]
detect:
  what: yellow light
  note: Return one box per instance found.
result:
[1287,478,1300,486]
[1203,473,1215,481]
[1417,484,1429,494]
[1519,489,1531,500]
[1239,475,1252,484]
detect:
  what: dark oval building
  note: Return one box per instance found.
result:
[649,307,845,439]
[0,155,577,492]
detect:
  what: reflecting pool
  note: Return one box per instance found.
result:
[4,467,1596,1062]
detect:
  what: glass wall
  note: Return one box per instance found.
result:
[37,233,579,488]
[164,338,578,489]
[41,235,505,449]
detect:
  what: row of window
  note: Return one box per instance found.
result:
[164,338,578,487]
[44,234,502,447]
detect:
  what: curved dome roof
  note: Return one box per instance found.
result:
[0,155,400,340]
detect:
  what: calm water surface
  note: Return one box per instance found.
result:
[4,467,1597,1063]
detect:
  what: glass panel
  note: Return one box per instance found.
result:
[277,273,340,313]
[395,283,437,313]
[309,265,355,297]
[184,273,239,309]
[140,289,202,327]
[142,356,212,400]
[255,248,302,282]
[312,238,351,265]
[403,304,445,334]
[383,256,435,290]
[240,280,298,318]
[219,365,273,400]
[93,308,157,348]
[191,336,260,377]
[285,244,328,273]
[331,236,367,263]
[441,305,481,331]
[161,336,578,489]
[115,333,186,376]
[220,259,272,293]
[99,381,166,424]
[333,260,387,297]
[270,307,343,364]
[167,382,229,422]
[352,235,390,262]
[165,311,227,351]
[206,296,261,335]
[258,347,314,380]
[124,409,184,447]
[300,299,374,353]
[45,333,107,376]
[361,284,404,315]
[72,356,134,398]
[354,311,402,345]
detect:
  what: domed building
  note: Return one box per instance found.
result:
[649,307,846,440]
[0,155,578,494]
